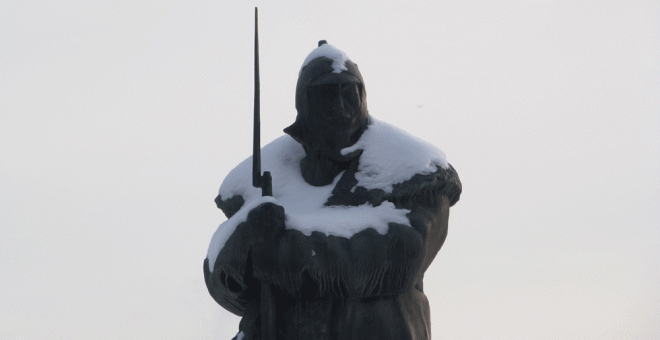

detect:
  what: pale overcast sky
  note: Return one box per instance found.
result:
[2,1,659,339]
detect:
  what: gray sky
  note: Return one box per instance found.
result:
[2,1,659,339]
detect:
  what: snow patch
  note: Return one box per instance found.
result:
[342,119,448,192]
[286,201,409,238]
[300,43,350,75]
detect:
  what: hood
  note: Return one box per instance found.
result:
[284,41,370,161]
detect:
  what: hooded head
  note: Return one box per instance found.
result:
[284,41,370,162]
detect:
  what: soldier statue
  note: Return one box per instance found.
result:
[204,40,461,340]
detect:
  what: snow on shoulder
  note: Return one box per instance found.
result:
[299,43,350,75]
[342,118,449,193]
[207,118,450,270]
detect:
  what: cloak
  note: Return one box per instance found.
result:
[204,118,461,340]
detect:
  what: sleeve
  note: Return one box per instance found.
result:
[204,220,252,316]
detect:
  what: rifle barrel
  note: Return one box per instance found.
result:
[252,10,275,340]
[253,7,261,188]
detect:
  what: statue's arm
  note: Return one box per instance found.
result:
[400,193,451,276]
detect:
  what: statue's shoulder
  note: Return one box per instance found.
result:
[342,118,461,206]
[326,119,461,208]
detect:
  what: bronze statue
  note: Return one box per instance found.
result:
[204,39,461,340]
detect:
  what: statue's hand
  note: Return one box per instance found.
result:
[246,202,286,245]
[247,202,286,280]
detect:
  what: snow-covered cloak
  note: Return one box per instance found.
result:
[204,118,461,340]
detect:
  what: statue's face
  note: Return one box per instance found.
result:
[299,82,366,161]
[306,83,362,133]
